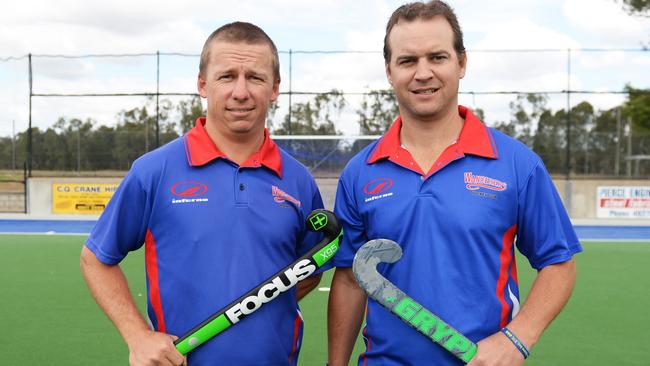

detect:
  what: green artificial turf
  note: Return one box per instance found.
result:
[0,235,648,365]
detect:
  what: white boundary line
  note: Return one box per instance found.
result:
[579,238,650,243]
[0,231,89,236]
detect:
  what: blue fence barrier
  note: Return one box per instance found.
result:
[1,220,649,241]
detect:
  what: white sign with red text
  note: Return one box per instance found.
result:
[597,186,650,218]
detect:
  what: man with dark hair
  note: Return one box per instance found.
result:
[327,1,581,365]
[81,22,324,366]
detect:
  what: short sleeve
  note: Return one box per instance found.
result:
[515,161,582,270]
[296,177,325,259]
[84,163,152,265]
[331,172,367,268]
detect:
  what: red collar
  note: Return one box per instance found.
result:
[183,117,283,177]
[368,105,498,165]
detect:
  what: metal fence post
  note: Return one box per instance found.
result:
[156,50,160,148]
[28,53,33,177]
[565,48,571,180]
[288,49,293,135]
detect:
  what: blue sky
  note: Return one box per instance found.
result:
[0,0,649,137]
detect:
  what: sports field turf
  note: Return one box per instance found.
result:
[0,235,648,365]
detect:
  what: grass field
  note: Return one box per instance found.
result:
[0,235,648,365]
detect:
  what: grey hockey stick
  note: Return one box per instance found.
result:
[352,239,477,363]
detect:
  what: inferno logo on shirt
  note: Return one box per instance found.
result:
[171,181,209,204]
[363,178,393,195]
[363,178,394,203]
[272,186,301,207]
[171,182,209,197]
[464,172,507,191]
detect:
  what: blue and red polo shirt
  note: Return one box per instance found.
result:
[333,106,582,366]
[85,118,324,366]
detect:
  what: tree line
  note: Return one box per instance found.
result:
[0,86,649,176]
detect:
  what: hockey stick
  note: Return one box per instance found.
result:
[352,239,477,363]
[174,209,343,355]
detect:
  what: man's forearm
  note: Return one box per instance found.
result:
[507,258,577,349]
[297,273,322,301]
[80,246,150,345]
[328,267,367,366]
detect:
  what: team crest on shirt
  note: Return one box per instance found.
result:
[272,186,301,207]
[363,178,394,203]
[464,172,506,199]
[170,181,209,204]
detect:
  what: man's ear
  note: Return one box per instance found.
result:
[197,74,207,98]
[270,79,280,102]
[459,52,467,79]
[385,63,393,86]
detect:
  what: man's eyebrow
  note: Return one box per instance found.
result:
[395,54,417,61]
[247,69,270,79]
[428,50,451,56]
[213,66,234,74]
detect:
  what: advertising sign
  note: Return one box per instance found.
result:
[52,183,118,214]
[597,186,650,218]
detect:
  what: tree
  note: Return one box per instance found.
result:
[493,120,516,138]
[493,93,549,148]
[533,109,565,174]
[590,107,624,175]
[0,97,212,172]
[356,90,399,135]
[273,90,345,174]
[623,85,650,132]
[619,0,650,16]
[510,93,548,148]
[177,96,205,133]
[622,85,650,175]
[84,125,117,170]
[274,90,344,136]
[568,101,596,175]
[112,97,178,169]
[472,107,486,122]
[0,136,14,169]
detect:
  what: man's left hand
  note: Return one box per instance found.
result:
[466,331,525,366]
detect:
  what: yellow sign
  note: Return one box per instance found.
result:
[52,183,119,214]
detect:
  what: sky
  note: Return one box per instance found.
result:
[1,0,649,137]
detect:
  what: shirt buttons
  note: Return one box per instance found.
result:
[239,183,245,191]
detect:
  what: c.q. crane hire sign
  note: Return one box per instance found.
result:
[52,183,119,214]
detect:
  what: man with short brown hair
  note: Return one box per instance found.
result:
[81,22,324,366]
[327,2,581,365]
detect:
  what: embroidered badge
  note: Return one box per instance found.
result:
[272,186,301,207]
[464,172,507,192]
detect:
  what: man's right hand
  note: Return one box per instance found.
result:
[127,330,187,366]
[80,247,187,366]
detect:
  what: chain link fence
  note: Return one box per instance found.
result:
[1,48,649,178]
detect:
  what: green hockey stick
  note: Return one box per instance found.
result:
[352,239,477,363]
[174,209,343,355]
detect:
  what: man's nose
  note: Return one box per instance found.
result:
[414,59,434,81]
[232,74,250,101]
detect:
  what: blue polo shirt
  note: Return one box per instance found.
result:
[86,118,324,366]
[333,106,582,366]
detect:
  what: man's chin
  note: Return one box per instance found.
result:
[409,108,444,121]
[409,102,460,121]
[227,120,264,134]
